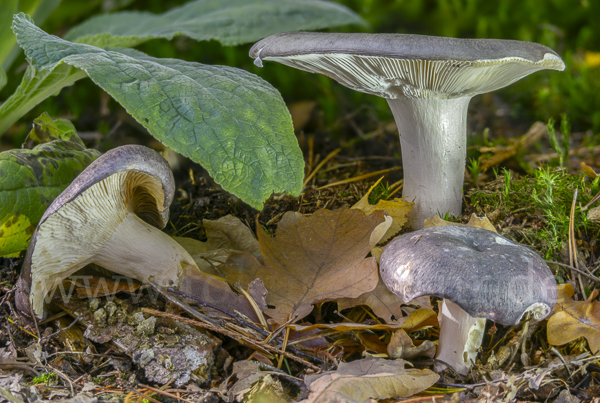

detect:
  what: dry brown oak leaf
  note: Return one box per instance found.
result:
[547,284,600,353]
[300,356,439,403]
[225,209,391,323]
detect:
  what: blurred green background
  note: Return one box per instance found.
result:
[1,0,599,151]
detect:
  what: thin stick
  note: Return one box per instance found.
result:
[142,308,322,372]
[568,189,586,296]
[316,166,402,190]
[546,261,600,284]
[398,395,445,403]
[304,148,341,187]
[138,383,195,403]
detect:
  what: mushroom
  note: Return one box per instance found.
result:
[250,32,565,228]
[379,225,557,375]
[15,145,197,319]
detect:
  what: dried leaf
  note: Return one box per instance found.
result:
[180,267,262,322]
[387,329,436,360]
[225,209,389,323]
[337,277,406,323]
[423,213,497,232]
[352,177,413,243]
[301,356,439,403]
[175,215,260,276]
[74,276,142,298]
[289,308,438,333]
[547,284,600,353]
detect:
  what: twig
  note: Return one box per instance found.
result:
[138,383,195,403]
[168,288,323,364]
[568,189,586,296]
[37,316,81,343]
[124,386,162,403]
[304,148,341,187]
[398,395,445,403]
[142,308,322,372]
[546,261,600,284]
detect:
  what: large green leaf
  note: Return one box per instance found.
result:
[0,113,100,257]
[0,0,61,71]
[0,0,19,71]
[65,0,364,48]
[13,13,304,209]
[0,64,86,135]
[0,68,6,91]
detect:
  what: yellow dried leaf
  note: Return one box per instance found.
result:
[547,284,600,353]
[352,177,413,243]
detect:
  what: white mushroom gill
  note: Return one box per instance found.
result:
[29,170,195,317]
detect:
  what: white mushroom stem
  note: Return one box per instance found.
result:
[435,299,486,375]
[387,97,470,229]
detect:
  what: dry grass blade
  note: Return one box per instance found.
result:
[304,148,341,187]
[316,166,402,190]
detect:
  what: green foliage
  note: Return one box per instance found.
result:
[65,0,364,47]
[547,115,572,168]
[0,112,100,257]
[468,157,481,186]
[367,180,392,204]
[13,14,305,208]
[470,168,599,259]
[0,1,363,209]
[29,372,56,385]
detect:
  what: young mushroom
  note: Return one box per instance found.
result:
[250,32,565,228]
[379,225,557,375]
[15,145,197,319]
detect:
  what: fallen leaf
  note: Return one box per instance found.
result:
[547,284,600,353]
[476,121,546,172]
[288,100,318,131]
[175,215,260,276]
[387,329,436,360]
[226,209,390,323]
[179,267,262,322]
[337,277,406,323]
[423,213,497,232]
[300,356,439,403]
[289,308,438,333]
[352,177,413,243]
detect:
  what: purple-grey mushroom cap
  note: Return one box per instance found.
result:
[379,225,557,326]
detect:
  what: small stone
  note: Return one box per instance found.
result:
[130,311,145,325]
[137,349,155,367]
[89,298,100,311]
[105,301,118,317]
[137,316,156,335]
[93,308,107,328]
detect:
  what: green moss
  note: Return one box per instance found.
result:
[469,168,600,259]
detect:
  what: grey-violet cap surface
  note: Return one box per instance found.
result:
[379,225,557,326]
[250,32,565,99]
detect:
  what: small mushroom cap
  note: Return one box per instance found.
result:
[250,32,565,99]
[379,225,557,326]
[15,145,178,319]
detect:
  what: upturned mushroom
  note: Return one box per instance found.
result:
[15,145,197,319]
[379,225,557,375]
[250,32,565,228]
